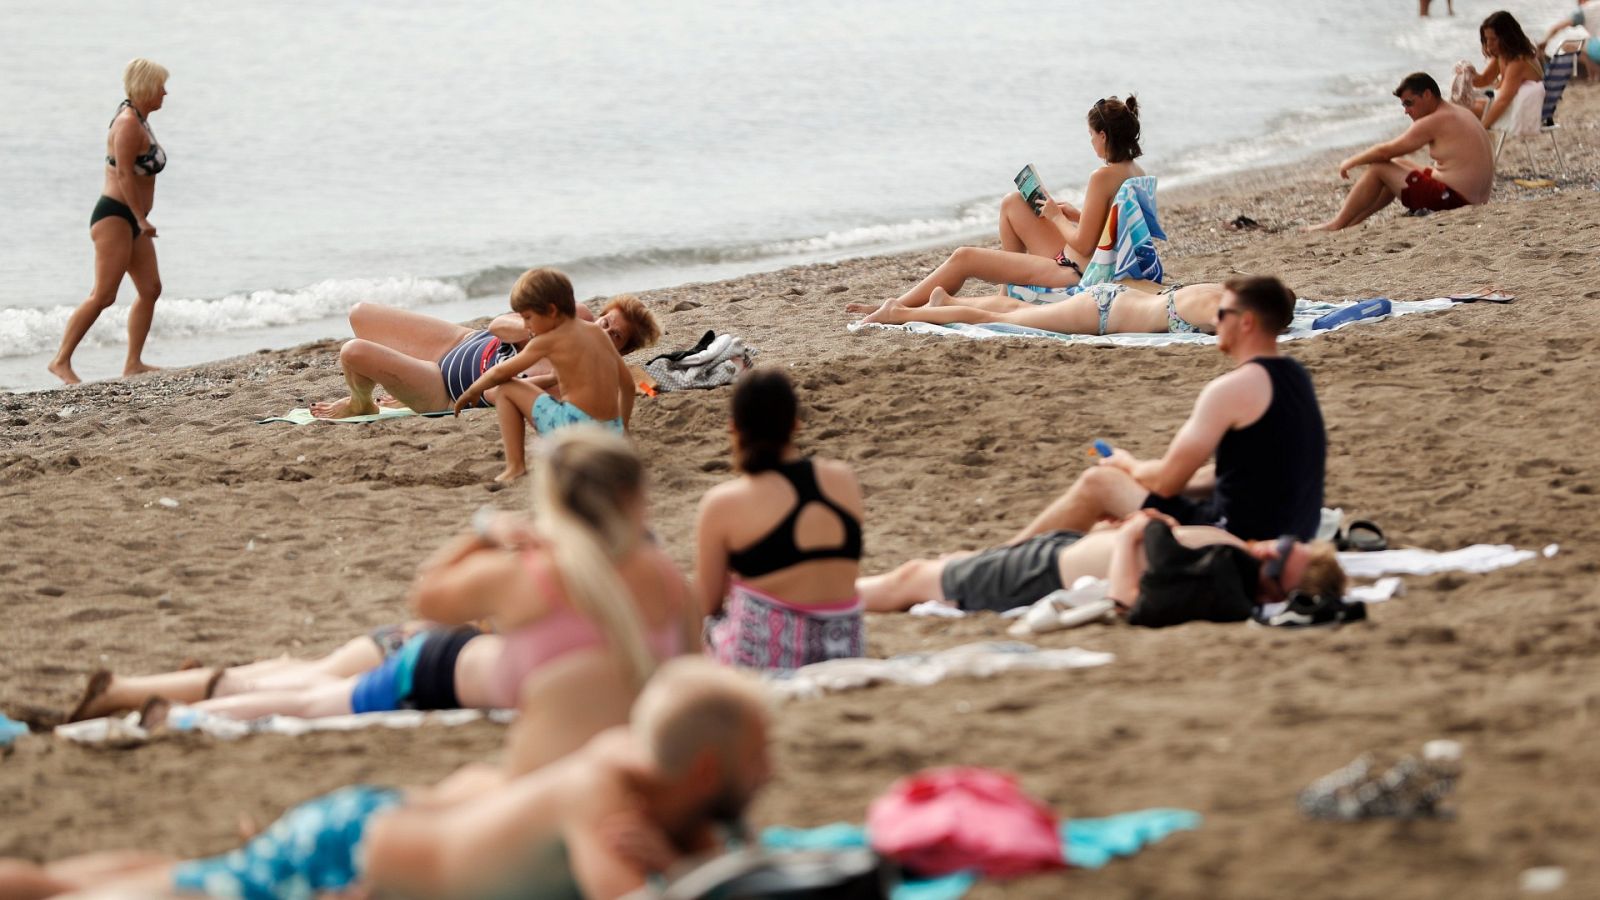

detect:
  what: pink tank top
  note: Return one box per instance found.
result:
[488,550,684,708]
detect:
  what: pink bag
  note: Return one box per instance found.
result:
[865,766,1065,878]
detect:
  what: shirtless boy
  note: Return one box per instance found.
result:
[452,268,637,482]
[1307,72,1493,231]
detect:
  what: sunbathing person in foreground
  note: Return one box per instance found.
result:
[67,428,696,775]
[0,658,772,900]
[695,368,866,670]
[855,281,1224,334]
[860,509,1345,616]
[310,281,658,420]
[1016,276,1326,543]
[453,268,638,482]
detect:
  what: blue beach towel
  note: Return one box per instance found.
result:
[761,808,1200,900]
[851,298,1457,347]
[1080,175,1166,287]
[1007,175,1166,303]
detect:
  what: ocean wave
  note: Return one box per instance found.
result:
[459,206,995,297]
[0,276,465,359]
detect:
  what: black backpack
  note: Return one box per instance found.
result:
[1127,520,1260,628]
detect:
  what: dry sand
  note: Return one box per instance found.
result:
[4,89,1600,898]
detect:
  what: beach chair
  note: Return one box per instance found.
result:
[1493,50,1579,177]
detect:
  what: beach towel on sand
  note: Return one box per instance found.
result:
[850,298,1456,347]
[258,407,455,425]
[761,809,1200,899]
[1079,175,1165,287]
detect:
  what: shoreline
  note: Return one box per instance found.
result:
[3,87,1600,897]
[0,111,1471,395]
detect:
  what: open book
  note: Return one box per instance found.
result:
[1014,164,1049,216]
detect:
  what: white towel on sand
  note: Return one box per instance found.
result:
[766,641,1114,700]
[850,298,1456,346]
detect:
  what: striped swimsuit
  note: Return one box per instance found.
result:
[440,330,515,407]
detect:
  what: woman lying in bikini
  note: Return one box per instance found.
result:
[68,427,695,774]
[856,281,1231,335]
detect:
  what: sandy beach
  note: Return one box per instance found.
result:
[4,86,1600,898]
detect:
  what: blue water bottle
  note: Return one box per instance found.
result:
[1313,298,1391,330]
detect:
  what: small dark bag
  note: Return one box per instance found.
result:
[1127,520,1260,628]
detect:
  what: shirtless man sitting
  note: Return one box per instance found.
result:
[0,658,771,900]
[1306,72,1493,232]
[859,510,1345,615]
[1015,276,1326,543]
[309,288,659,419]
[852,281,1225,335]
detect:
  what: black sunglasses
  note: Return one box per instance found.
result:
[1215,306,1244,321]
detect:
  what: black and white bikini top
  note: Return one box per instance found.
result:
[726,459,863,578]
[105,100,166,177]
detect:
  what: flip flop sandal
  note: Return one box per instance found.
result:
[1336,520,1388,552]
[1448,290,1515,303]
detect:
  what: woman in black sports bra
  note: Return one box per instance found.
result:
[695,369,867,671]
[49,58,170,385]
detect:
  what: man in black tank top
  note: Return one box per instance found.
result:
[1013,276,1326,542]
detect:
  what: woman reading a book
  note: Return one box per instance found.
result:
[849,96,1151,318]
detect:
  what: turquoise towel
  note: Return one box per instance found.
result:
[258,406,457,425]
[761,808,1200,899]
[0,713,29,746]
[1007,175,1166,303]
[1080,175,1166,287]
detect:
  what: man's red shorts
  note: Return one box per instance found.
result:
[1399,168,1469,212]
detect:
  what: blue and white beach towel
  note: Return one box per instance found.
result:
[1009,175,1165,301]
[850,298,1457,347]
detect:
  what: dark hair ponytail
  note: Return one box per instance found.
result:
[1087,95,1142,163]
[731,368,798,473]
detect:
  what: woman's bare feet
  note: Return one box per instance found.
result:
[310,397,380,419]
[843,300,880,314]
[47,359,81,385]
[1302,220,1340,233]
[123,361,162,377]
[858,298,906,325]
[926,287,954,308]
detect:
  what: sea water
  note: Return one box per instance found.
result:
[0,0,1576,390]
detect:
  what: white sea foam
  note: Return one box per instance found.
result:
[0,276,464,359]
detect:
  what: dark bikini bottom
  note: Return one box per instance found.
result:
[90,195,140,239]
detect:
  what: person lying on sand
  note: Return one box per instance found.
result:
[1305,72,1492,232]
[452,269,638,483]
[1014,276,1327,543]
[67,429,695,775]
[852,281,1224,334]
[309,280,658,421]
[859,509,1346,615]
[695,369,866,671]
[0,658,771,900]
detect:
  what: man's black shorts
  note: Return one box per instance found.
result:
[939,530,1085,613]
[1140,492,1223,528]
